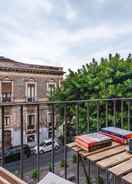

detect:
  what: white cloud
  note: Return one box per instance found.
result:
[0,0,132,72]
[41,1,53,14]
[66,24,132,45]
[96,0,105,3]
[21,0,53,15]
[1,22,132,72]
[64,0,77,21]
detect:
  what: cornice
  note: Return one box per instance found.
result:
[0,67,64,75]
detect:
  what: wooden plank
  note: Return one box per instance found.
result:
[109,159,132,176]
[0,176,10,184]
[87,145,126,162]
[66,142,76,148]
[97,152,132,169]
[0,167,27,184]
[72,146,81,152]
[122,172,132,184]
[67,142,81,152]
[79,141,119,157]
[79,150,90,157]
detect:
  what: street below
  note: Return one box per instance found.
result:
[4,147,73,176]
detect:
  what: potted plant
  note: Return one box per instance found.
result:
[32,169,39,183]
[96,176,104,184]
[60,160,65,168]
[86,176,92,184]
[59,160,69,177]
[48,161,52,172]
[72,154,77,164]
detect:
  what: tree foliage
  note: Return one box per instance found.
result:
[51,53,132,101]
[51,54,132,132]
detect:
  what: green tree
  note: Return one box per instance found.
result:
[51,54,132,132]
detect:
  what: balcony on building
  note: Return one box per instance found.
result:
[26,96,37,102]
[25,82,37,102]
[1,80,13,103]
[1,92,12,102]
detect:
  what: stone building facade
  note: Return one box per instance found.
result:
[0,57,64,147]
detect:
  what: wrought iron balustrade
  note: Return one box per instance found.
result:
[0,97,132,183]
[26,96,37,102]
[1,93,12,102]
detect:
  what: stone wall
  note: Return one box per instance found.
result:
[0,71,63,101]
[0,69,63,146]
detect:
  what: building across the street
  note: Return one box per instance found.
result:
[0,56,64,147]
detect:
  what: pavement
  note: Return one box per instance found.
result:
[4,146,73,175]
[3,147,95,184]
[2,148,108,184]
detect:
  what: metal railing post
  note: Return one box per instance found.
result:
[105,101,108,127]
[51,104,55,173]
[1,106,5,167]
[121,100,124,128]
[64,104,67,179]
[76,103,80,184]
[37,104,40,181]
[97,101,99,131]
[86,103,90,133]
[113,100,116,127]
[20,105,24,179]
[76,104,79,135]
[128,101,130,130]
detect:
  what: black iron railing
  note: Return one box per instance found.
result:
[25,96,37,102]
[1,93,12,102]
[0,98,132,183]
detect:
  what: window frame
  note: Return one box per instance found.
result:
[0,79,14,102]
[26,113,36,130]
[46,81,56,95]
[25,81,37,100]
[4,115,11,127]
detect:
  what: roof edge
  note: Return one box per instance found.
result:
[0,56,63,72]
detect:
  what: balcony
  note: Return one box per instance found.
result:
[27,124,35,130]
[0,98,132,184]
[26,96,37,102]
[1,93,13,103]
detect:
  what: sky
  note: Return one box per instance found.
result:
[0,0,132,72]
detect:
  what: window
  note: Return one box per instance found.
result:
[47,112,52,123]
[47,81,56,95]
[27,83,35,97]
[4,116,10,127]
[27,114,35,130]
[26,82,37,102]
[1,81,13,102]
